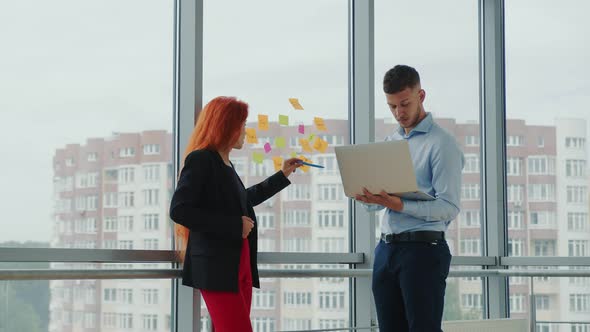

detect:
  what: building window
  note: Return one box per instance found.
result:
[463,154,479,173]
[527,156,555,175]
[143,239,159,250]
[507,185,524,204]
[257,238,275,251]
[318,210,345,228]
[507,135,524,146]
[118,167,135,184]
[118,240,134,250]
[318,184,344,201]
[143,165,161,182]
[528,184,555,202]
[461,294,482,309]
[319,319,347,330]
[318,237,345,252]
[316,155,338,175]
[143,189,159,206]
[119,147,135,158]
[569,240,589,257]
[506,157,522,176]
[537,136,545,148]
[319,291,346,310]
[104,192,118,208]
[567,186,587,204]
[285,184,311,200]
[533,240,556,256]
[283,291,312,307]
[566,159,586,177]
[507,211,523,229]
[530,211,555,228]
[143,144,160,155]
[87,152,98,162]
[257,212,275,230]
[253,290,275,309]
[141,314,158,331]
[143,214,160,231]
[461,184,480,200]
[104,217,117,232]
[283,238,310,252]
[252,318,275,332]
[565,137,586,149]
[283,319,312,331]
[142,289,159,305]
[464,135,479,146]
[535,295,550,310]
[570,294,590,312]
[460,238,481,256]
[510,294,525,313]
[568,213,588,231]
[508,239,524,256]
[118,216,134,232]
[283,210,310,226]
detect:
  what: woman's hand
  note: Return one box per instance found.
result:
[242,216,255,239]
[281,158,303,177]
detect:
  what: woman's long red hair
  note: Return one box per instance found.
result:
[175,96,249,262]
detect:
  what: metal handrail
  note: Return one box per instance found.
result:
[3,267,590,280]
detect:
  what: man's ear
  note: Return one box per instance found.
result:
[418,89,426,102]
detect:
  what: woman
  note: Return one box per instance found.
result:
[169,96,301,332]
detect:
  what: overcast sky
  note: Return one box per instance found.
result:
[1,0,589,243]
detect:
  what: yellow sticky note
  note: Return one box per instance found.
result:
[245,128,258,144]
[320,139,329,153]
[299,138,313,152]
[252,152,264,164]
[313,137,323,151]
[297,155,311,172]
[272,156,283,172]
[275,137,287,149]
[314,117,327,131]
[288,98,304,110]
[279,114,289,126]
[258,114,269,130]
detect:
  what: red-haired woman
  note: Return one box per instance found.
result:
[169,96,301,331]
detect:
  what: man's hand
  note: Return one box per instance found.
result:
[355,187,404,212]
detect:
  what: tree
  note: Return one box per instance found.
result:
[0,281,42,332]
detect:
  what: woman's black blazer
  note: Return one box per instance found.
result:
[169,149,291,292]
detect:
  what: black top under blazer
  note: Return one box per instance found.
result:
[169,149,291,292]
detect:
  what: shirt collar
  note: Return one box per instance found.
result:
[396,112,433,137]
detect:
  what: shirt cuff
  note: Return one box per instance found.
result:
[401,199,419,215]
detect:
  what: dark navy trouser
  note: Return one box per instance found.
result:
[372,239,452,332]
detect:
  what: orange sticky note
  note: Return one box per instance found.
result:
[288,98,304,110]
[297,155,311,172]
[272,156,283,172]
[245,128,258,144]
[258,114,269,130]
[313,137,328,153]
[299,138,313,153]
[314,117,327,131]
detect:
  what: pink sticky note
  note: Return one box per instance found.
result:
[264,142,272,153]
[298,124,305,134]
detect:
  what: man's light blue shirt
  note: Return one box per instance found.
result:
[365,113,464,234]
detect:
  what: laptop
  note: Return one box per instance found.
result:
[334,140,435,201]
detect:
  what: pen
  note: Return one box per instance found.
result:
[296,160,324,168]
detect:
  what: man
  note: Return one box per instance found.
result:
[355,65,464,332]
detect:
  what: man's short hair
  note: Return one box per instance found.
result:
[383,65,421,94]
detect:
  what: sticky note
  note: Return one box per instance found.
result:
[245,128,258,144]
[272,156,283,172]
[298,124,305,134]
[297,155,311,172]
[264,142,272,153]
[279,114,289,126]
[288,98,304,110]
[314,117,327,131]
[313,137,323,151]
[275,137,286,148]
[290,151,297,158]
[258,114,269,130]
[308,134,315,141]
[300,138,313,152]
[252,152,264,164]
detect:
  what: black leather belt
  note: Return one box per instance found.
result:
[381,231,445,243]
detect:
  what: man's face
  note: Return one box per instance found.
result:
[385,86,426,130]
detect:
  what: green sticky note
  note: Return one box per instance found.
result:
[279,114,289,126]
[290,151,297,158]
[308,134,315,141]
[275,136,286,148]
[252,152,264,164]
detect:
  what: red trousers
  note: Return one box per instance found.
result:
[201,239,253,332]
